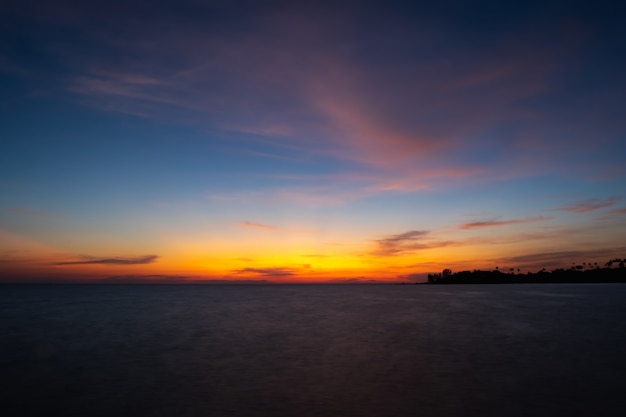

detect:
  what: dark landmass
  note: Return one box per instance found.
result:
[427,258,626,284]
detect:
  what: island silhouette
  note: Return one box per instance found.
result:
[426,258,626,284]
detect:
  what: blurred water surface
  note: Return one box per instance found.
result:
[2,284,625,417]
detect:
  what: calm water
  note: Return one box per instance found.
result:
[2,284,625,417]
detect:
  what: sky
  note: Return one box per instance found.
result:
[1,0,625,283]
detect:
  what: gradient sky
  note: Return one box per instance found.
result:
[1,0,625,283]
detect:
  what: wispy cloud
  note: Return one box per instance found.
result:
[211,185,378,207]
[373,230,458,256]
[560,196,621,213]
[232,267,298,277]
[459,216,551,229]
[239,221,280,231]
[54,255,159,265]
[6,0,623,191]
[55,1,614,181]
[209,166,488,207]
[325,277,386,284]
[377,230,429,245]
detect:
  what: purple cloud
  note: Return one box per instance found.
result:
[560,196,621,213]
[54,255,159,265]
[460,216,551,229]
[373,230,458,256]
[232,267,297,277]
[239,221,280,231]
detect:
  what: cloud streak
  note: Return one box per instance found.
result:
[231,267,298,277]
[54,255,159,265]
[459,216,551,229]
[239,221,280,231]
[377,230,430,245]
[560,197,621,213]
[373,230,458,256]
[43,0,624,183]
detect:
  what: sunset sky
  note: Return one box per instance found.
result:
[1,0,625,283]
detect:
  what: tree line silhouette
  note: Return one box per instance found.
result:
[427,258,626,284]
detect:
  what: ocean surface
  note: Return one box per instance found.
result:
[2,284,625,417]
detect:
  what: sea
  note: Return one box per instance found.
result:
[1,283,625,417]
